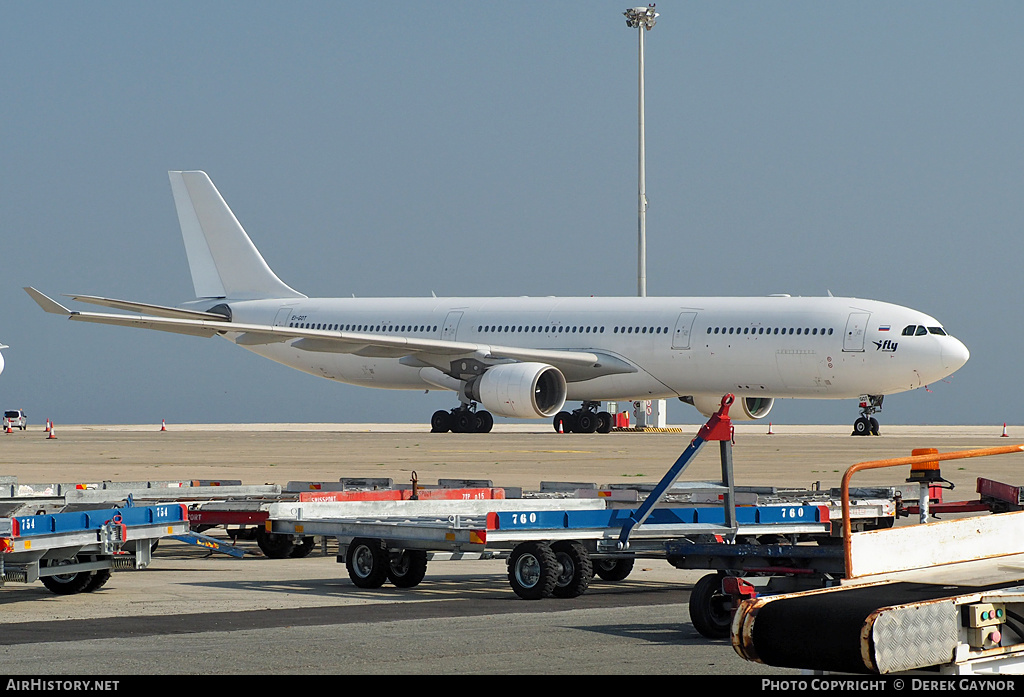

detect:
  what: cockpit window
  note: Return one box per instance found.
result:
[902,324,938,336]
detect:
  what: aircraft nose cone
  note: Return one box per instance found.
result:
[942,338,970,372]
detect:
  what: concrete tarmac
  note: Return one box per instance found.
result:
[1,423,1022,675]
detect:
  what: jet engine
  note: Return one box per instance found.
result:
[466,362,567,419]
[683,394,774,421]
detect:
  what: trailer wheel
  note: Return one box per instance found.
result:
[81,555,112,592]
[551,541,592,598]
[255,528,295,559]
[39,557,96,595]
[689,573,733,639]
[388,549,428,588]
[346,538,390,588]
[508,541,558,600]
[593,556,634,582]
[289,537,316,558]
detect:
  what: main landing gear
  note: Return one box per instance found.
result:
[430,405,493,434]
[552,402,613,434]
[852,395,882,436]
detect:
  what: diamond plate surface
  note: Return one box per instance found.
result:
[872,600,958,673]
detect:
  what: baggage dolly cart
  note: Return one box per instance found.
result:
[266,396,892,603]
[0,503,190,594]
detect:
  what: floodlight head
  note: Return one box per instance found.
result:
[623,5,658,30]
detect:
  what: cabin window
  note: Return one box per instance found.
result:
[928,327,947,336]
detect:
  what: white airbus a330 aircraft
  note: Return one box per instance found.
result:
[27,171,969,435]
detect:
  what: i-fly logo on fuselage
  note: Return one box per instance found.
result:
[873,339,899,352]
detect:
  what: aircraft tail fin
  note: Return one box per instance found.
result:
[168,171,305,300]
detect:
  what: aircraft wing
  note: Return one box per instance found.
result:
[24,288,631,376]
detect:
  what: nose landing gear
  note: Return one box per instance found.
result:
[852,395,882,436]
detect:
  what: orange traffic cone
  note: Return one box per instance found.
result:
[1002,423,1010,437]
[767,422,774,435]
[46,423,56,439]
[161,419,167,432]
[558,419,564,434]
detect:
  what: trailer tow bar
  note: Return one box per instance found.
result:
[617,394,736,550]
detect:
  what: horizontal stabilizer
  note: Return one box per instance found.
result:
[25,287,72,314]
[66,294,229,320]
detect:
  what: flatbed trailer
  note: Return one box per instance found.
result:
[265,395,898,602]
[0,503,190,594]
[1,476,535,559]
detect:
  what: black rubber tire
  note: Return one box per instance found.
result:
[387,549,429,588]
[596,411,613,434]
[552,411,572,433]
[346,538,390,588]
[83,568,112,592]
[430,410,451,433]
[39,557,96,595]
[474,410,494,434]
[508,541,558,600]
[451,410,475,434]
[870,417,880,436]
[593,556,634,582]
[551,541,593,598]
[852,417,872,436]
[575,412,598,434]
[689,573,733,639]
[82,556,112,592]
[288,536,316,558]
[256,528,295,559]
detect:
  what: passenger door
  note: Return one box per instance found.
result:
[441,311,463,342]
[672,312,697,349]
[843,312,870,352]
[274,307,294,327]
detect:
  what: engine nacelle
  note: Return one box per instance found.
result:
[467,363,567,419]
[684,394,774,421]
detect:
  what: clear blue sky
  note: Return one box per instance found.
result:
[2,2,1021,426]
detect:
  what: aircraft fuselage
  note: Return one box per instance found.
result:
[223,294,968,404]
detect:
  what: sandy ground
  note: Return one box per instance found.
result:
[2,423,1021,496]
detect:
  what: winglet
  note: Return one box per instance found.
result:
[24,287,73,315]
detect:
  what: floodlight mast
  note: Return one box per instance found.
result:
[624,5,658,298]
